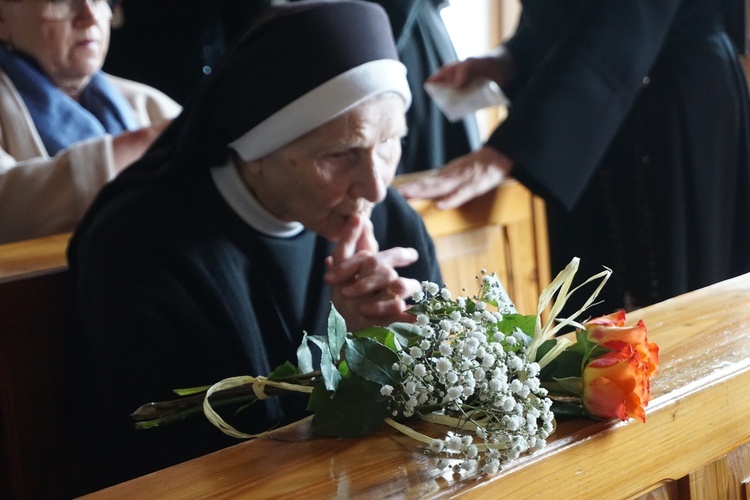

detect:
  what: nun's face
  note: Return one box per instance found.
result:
[241,94,407,242]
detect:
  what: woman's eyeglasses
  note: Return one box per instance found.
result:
[31,0,113,22]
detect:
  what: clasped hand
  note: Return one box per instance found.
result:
[324,214,422,332]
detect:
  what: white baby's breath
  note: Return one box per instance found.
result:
[381,276,554,474]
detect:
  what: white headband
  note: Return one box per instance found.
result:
[228,59,411,161]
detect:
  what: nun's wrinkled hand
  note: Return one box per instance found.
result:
[396,146,514,210]
[325,214,421,332]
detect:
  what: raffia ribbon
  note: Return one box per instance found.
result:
[202,375,314,439]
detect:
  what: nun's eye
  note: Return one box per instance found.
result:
[326,148,358,161]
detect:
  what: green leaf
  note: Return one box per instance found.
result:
[172,385,211,397]
[343,337,400,386]
[550,401,588,418]
[327,304,348,362]
[387,322,424,348]
[338,360,350,378]
[268,361,298,382]
[406,303,428,315]
[546,350,584,379]
[353,326,393,344]
[307,334,342,392]
[568,330,613,365]
[306,382,328,412]
[554,376,584,397]
[311,376,389,437]
[296,332,314,374]
[496,313,537,337]
[535,339,558,362]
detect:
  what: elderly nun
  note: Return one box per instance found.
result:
[66,0,442,493]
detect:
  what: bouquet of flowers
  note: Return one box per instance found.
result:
[132,257,659,474]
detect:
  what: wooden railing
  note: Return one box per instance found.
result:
[0,179,549,499]
[80,273,750,499]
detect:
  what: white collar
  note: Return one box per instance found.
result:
[210,160,304,238]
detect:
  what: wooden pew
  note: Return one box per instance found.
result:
[0,233,76,499]
[0,179,549,499]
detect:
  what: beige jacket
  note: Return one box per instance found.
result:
[0,71,181,244]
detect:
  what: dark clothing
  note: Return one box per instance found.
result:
[104,0,271,104]
[68,2,442,492]
[489,0,750,312]
[68,170,441,491]
[377,0,481,173]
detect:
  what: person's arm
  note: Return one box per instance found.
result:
[487,0,681,210]
[0,136,116,242]
[402,0,682,210]
[0,75,180,243]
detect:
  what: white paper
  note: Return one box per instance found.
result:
[424,79,509,122]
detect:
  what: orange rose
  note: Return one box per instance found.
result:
[584,311,659,376]
[582,343,650,422]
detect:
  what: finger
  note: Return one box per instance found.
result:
[330,214,363,264]
[340,247,418,296]
[375,247,419,269]
[396,171,465,199]
[434,167,503,210]
[426,61,461,85]
[357,298,416,323]
[340,265,398,298]
[355,216,378,254]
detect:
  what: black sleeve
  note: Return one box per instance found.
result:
[488,0,682,209]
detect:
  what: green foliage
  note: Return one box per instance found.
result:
[267,361,298,382]
[296,332,314,374]
[310,376,390,437]
[327,304,347,361]
[549,400,588,418]
[495,313,536,338]
[569,329,612,363]
[305,334,342,392]
[343,337,400,386]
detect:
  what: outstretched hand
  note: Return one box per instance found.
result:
[396,146,514,209]
[324,214,422,331]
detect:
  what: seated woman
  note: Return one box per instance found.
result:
[0,0,180,243]
[67,0,442,493]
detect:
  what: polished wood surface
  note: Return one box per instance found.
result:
[82,273,750,499]
[0,232,69,283]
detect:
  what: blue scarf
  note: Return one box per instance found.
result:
[0,45,138,155]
